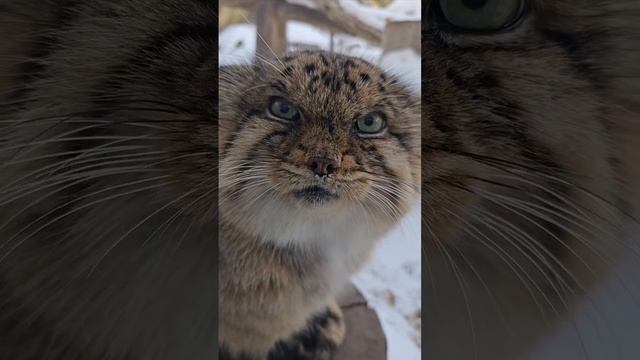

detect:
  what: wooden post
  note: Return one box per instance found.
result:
[381,20,421,55]
[332,285,387,360]
[255,0,287,61]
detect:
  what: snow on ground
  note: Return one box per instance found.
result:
[380,48,421,94]
[219,23,256,64]
[219,3,421,358]
[352,205,421,360]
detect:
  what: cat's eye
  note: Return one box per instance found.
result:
[268,98,299,121]
[355,112,386,136]
[436,0,526,31]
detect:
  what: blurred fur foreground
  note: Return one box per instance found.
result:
[0,1,421,360]
[423,1,640,359]
[0,1,219,359]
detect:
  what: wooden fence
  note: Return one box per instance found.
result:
[220,0,420,60]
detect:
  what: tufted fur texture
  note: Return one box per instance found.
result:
[424,1,640,359]
[219,51,420,358]
[0,1,218,359]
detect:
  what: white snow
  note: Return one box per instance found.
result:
[385,0,421,21]
[287,21,332,50]
[380,48,421,94]
[218,3,421,358]
[338,0,421,27]
[352,205,421,360]
[219,23,256,65]
[337,0,390,30]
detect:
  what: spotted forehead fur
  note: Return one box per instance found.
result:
[261,51,413,127]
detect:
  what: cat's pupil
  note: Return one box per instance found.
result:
[364,116,374,126]
[280,103,290,113]
[461,0,488,10]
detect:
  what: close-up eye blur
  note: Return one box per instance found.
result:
[0,0,422,360]
[423,0,640,359]
[0,1,219,359]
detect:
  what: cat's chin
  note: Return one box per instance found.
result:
[292,185,339,205]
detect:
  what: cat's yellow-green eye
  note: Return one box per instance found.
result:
[268,98,299,121]
[356,112,386,136]
[437,0,526,31]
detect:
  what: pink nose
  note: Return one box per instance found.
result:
[308,157,338,177]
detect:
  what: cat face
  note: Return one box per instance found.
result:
[219,52,420,232]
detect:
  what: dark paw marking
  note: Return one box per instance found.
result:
[267,306,345,360]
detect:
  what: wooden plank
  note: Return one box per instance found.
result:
[277,1,381,45]
[332,285,387,360]
[382,20,421,54]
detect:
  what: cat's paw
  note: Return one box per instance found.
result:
[267,301,346,360]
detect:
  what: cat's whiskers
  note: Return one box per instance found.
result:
[436,197,565,318]
[0,176,177,261]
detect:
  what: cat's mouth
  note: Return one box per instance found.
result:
[292,185,339,204]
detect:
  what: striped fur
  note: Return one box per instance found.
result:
[0,2,421,359]
[424,1,640,359]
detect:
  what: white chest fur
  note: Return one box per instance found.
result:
[228,195,395,294]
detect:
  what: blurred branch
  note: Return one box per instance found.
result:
[310,0,382,44]
[223,0,383,44]
[277,2,380,44]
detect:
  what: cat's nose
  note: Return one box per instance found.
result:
[308,157,338,177]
